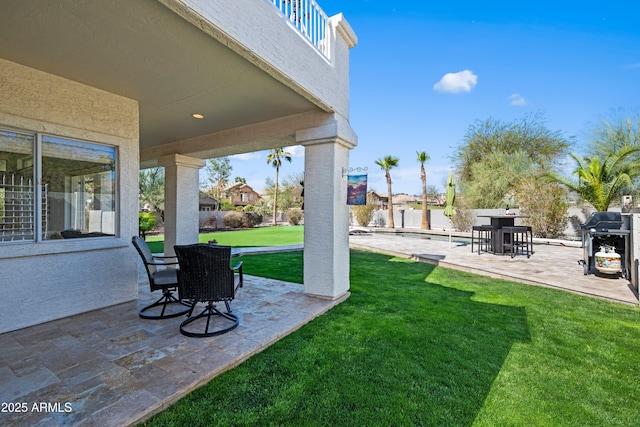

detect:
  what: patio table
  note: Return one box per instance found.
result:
[477,215,530,254]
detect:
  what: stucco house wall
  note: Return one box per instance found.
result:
[0,59,139,333]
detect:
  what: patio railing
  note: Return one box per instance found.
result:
[269,0,330,59]
[181,1,331,59]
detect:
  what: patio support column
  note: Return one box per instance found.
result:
[300,122,356,299]
[158,154,205,256]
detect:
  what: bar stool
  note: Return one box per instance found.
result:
[501,226,533,258]
[471,225,496,254]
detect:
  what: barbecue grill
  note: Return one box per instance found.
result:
[580,212,630,278]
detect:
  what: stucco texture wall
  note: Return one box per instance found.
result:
[0,59,140,333]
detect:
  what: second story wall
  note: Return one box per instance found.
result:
[163,0,357,120]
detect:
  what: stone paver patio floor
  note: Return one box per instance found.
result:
[0,270,345,427]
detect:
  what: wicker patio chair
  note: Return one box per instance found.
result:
[132,236,192,319]
[174,244,243,337]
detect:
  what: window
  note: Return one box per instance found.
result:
[0,130,35,242]
[0,128,117,242]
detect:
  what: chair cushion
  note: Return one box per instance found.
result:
[151,268,178,286]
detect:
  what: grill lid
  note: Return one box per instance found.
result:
[580,212,623,231]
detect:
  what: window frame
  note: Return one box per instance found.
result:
[0,125,119,244]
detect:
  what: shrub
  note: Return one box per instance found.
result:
[201,215,217,229]
[223,211,263,228]
[450,204,475,232]
[138,212,156,239]
[351,194,376,227]
[516,176,569,238]
[287,208,303,225]
[220,199,235,211]
[242,211,263,228]
[223,211,244,228]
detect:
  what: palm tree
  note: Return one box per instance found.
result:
[417,151,431,230]
[545,146,640,211]
[266,148,292,225]
[374,156,399,228]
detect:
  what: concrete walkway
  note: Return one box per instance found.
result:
[349,232,639,305]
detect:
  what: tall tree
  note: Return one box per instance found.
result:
[454,112,571,207]
[586,111,640,194]
[139,167,164,220]
[266,148,292,226]
[204,157,233,200]
[417,151,431,230]
[544,146,640,211]
[464,150,535,208]
[587,110,640,158]
[374,156,399,228]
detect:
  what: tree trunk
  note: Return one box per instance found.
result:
[387,172,394,228]
[272,166,279,226]
[421,165,430,230]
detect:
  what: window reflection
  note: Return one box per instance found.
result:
[41,136,116,240]
[0,130,35,242]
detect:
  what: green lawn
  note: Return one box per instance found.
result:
[144,225,303,253]
[142,250,640,427]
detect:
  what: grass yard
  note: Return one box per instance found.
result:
[142,250,640,426]
[144,225,303,253]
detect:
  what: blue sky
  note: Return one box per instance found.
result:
[211,0,640,195]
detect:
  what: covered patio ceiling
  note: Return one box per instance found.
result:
[0,0,324,155]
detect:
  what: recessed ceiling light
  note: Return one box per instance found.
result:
[192,113,204,119]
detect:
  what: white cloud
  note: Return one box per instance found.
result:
[230,152,262,161]
[508,93,527,106]
[285,145,305,158]
[433,70,478,93]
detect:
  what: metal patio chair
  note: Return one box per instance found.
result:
[132,236,192,319]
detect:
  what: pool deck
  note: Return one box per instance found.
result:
[349,230,639,305]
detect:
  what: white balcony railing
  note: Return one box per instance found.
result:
[181,0,331,59]
[270,0,330,59]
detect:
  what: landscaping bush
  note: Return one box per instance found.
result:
[450,205,475,232]
[201,215,217,229]
[242,211,263,228]
[223,211,244,228]
[516,176,569,238]
[224,211,263,228]
[351,194,376,226]
[287,208,303,225]
[138,212,157,239]
[220,199,235,211]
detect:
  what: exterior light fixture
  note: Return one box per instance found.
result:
[192,113,204,119]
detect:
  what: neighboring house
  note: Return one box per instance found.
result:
[224,182,262,207]
[393,194,419,208]
[0,0,357,333]
[429,194,446,206]
[369,191,389,210]
[199,197,219,212]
